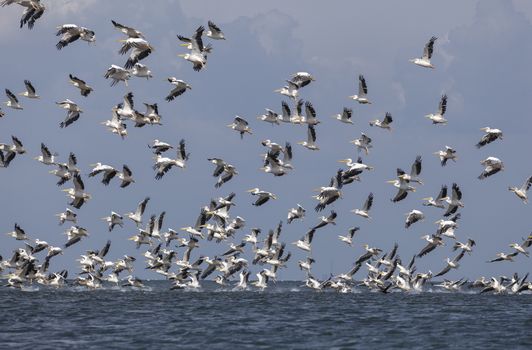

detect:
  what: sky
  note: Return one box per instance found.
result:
[0,0,531,281]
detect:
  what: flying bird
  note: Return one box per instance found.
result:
[508,176,532,203]
[478,157,504,180]
[352,193,374,219]
[349,75,371,104]
[476,127,503,148]
[56,24,95,50]
[19,80,39,99]
[206,20,225,40]
[425,95,448,124]
[165,77,191,101]
[69,74,93,97]
[227,116,252,139]
[369,112,393,130]
[410,36,437,68]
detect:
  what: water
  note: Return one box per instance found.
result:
[0,281,531,349]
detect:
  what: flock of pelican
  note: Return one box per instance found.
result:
[0,7,530,294]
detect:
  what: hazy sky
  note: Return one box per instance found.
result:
[0,0,531,280]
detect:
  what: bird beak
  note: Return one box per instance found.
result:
[338,159,348,163]
[179,43,189,47]
[386,180,396,184]
[177,54,186,58]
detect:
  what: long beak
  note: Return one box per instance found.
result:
[386,180,396,184]
[338,159,349,163]
[177,54,186,58]
[179,43,189,47]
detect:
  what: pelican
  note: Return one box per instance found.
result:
[164,77,191,101]
[69,74,93,97]
[291,99,305,124]
[435,213,461,234]
[304,101,320,126]
[275,80,299,100]
[338,227,360,246]
[34,143,57,165]
[338,157,374,177]
[64,225,89,247]
[476,127,503,148]
[434,146,457,166]
[398,156,423,184]
[387,177,416,203]
[6,223,28,240]
[89,163,118,186]
[19,80,39,99]
[206,20,225,40]
[56,208,77,225]
[405,210,424,229]
[55,24,95,50]
[287,204,306,224]
[252,270,268,289]
[410,36,437,68]
[509,176,532,203]
[435,251,466,277]
[313,170,343,211]
[292,229,316,252]
[453,239,476,254]
[56,99,82,127]
[131,63,152,79]
[125,197,149,227]
[102,212,124,232]
[509,234,532,257]
[153,139,189,179]
[349,75,371,104]
[352,193,373,219]
[247,188,277,206]
[298,257,315,272]
[111,20,144,38]
[149,140,173,155]
[422,185,447,208]
[62,175,91,209]
[257,109,280,125]
[227,116,252,139]
[4,89,23,109]
[355,245,383,265]
[291,72,315,88]
[478,157,504,180]
[118,37,154,69]
[418,234,444,257]
[426,94,448,124]
[350,133,373,155]
[332,107,353,124]
[489,252,518,263]
[118,165,134,188]
[177,26,207,71]
[369,112,393,130]
[298,125,319,150]
[312,211,337,230]
[4,0,46,30]
[123,276,145,288]
[102,106,128,139]
[104,65,131,86]
[215,164,238,188]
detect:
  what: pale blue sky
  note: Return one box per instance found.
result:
[0,0,531,280]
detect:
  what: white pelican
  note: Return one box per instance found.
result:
[292,99,305,124]
[206,20,225,40]
[102,212,124,232]
[118,165,134,187]
[246,188,277,206]
[313,170,343,211]
[19,80,39,99]
[125,197,149,226]
[417,234,444,257]
[278,101,293,123]
[116,92,135,120]
[426,94,448,124]
[153,139,188,179]
[350,133,373,155]
[304,101,320,125]
[252,270,268,289]
[291,72,315,88]
[131,63,152,79]
[293,229,316,252]
[410,36,437,68]
[489,252,518,263]
[111,20,144,38]
[123,276,145,288]
[257,109,280,125]
[405,210,424,229]
[338,227,360,246]
[434,145,456,166]
[478,156,504,180]
[56,24,95,50]
[104,65,131,86]
[338,157,374,177]
[150,139,173,155]
[435,213,461,233]
[215,164,238,188]
[102,107,128,139]
[89,163,118,185]
[349,75,371,104]
[508,176,532,203]
[275,80,299,100]
[355,245,383,265]
[422,185,447,208]
[287,204,305,224]
[369,112,393,130]
[56,208,77,225]
[312,211,337,230]
[387,177,416,202]
[476,127,503,148]
[4,89,23,110]
[434,250,465,277]
[227,116,252,139]
[4,0,46,30]
[118,37,154,69]
[64,225,89,247]
[56,99,82,128]
[298,125,319,150]
[397,156,423,184]
[509,234,532,257]
[177,26,207,71]
[453,238,476,254]
[165,77,191,101]
[62,175,91,209]
[332,107,353,124]
[298,257,315,272]
[34,143,57,165]
[352,193,373,219]
[69,74,93,97]
[6,223,28,240]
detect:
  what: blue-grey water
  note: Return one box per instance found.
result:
[0,281,531,349]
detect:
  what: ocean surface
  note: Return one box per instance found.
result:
[0,281,531,349]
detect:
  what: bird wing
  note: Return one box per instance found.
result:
[418,242,437,257]
[73,174,84,190]
[435,265,451,277]
[24,80,36,95]
[191,25,205,53]
[523,176,532,191]
[308,125,317,143]
[364,193,374,211]
[343,107,352,120]
[383,113,393,126]
[5,89,18,104]
[178,139,188,161]
[392,189,408,203]
[437,185,447,201]
[305,101,316,119]
[358,75,368,95]
[411,156,422,177]
[60,111,80,128]
[439,94,447,115]
[208,20,222,34]
[423,36,437,59]
[40,143,52,159]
